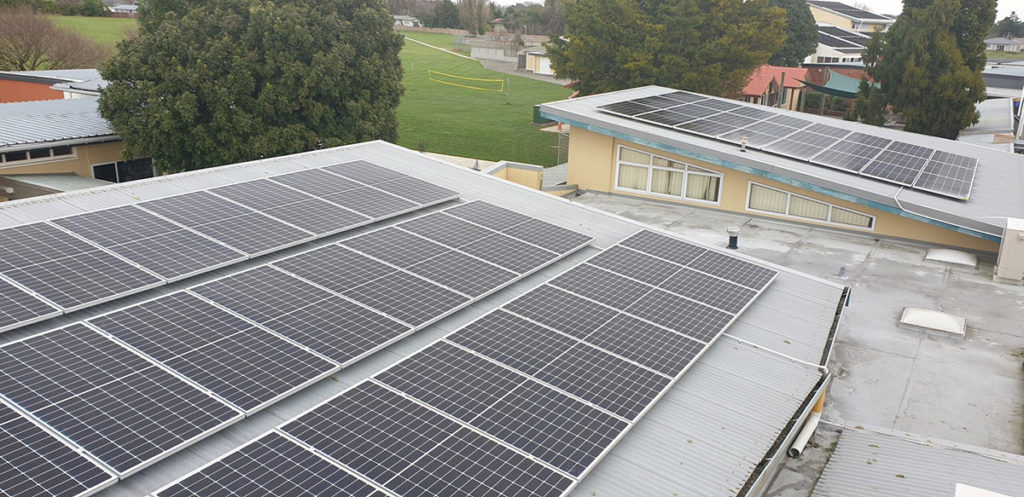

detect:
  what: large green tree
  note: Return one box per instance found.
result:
[546,0,786,96]
[99,0,404,173]
[768,0,818,66]
[862,0,995,139]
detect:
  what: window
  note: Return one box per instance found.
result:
[747,182,875,229]
[92,158,155,183]
[615,146,722,204]
[0,146,75,166]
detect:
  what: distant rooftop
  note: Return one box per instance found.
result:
[807,0,892,21]
[0,68,102,84]
[0,98,115,151]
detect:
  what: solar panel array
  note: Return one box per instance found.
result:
[157,229,776,497]
[0,160,459,335]
[807,0,890,20]
[597,91,978,200]
[0,201,590,497]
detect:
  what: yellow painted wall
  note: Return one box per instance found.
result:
[567,127,1000,253]
[504,166,543,190]
[809,6,853,29]
[0,141,125,179]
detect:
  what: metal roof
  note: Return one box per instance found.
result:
[0,98,115,151]
[0,68,101,83]
[0,141,843,497]
[539,86,1024,240]
[812,427,1024,497]
[807,1,892,21]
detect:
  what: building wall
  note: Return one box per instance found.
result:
[0,80,63,103]
[0,141,124,179]
[809,6,854,29]
[566,127,1000,253]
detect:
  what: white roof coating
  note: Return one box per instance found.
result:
[0,98,115,151]
[0,141,843,497]
[812,427,1024,497]
[539,86,1024,240]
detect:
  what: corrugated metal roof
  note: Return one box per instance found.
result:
[812,427,1024,497]
[0,69,101,82]
[539,86,1024,239]
[0,98,114,150]
[0,141,843,497]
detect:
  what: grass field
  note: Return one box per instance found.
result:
[397,32,569,165]
[51,16,137,48]
[987,50,1024,61]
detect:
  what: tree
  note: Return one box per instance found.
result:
[99,0,404,173]
[862,0,995,138]
[990,11,1021,37]
[458,0,490,34]
[768,0,818,66]
[424,0,460,28]
[546,0,786,97]
[0,6,109,70]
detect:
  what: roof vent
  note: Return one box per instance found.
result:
[898,307,966,339]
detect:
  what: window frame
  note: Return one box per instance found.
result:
[91,158,155,184]
[0,146,77,167]
[613,145,723,206]
[745,181,875,230]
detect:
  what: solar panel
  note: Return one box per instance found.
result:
[210,179,372,235]
[549,264,653,309]
[0,400,115,497]
[695,98,741,112]
[584,314,704,376]
[0,324,240,475]
[210,179,316,210]
[764,125,851,160]
[341,227,450,268]
[586,245,681,286]
[341,271,469,326]
[268,169,363,198]
[406,251,517,297]
[368,176,458,205]
[504,285,619,339]
[660,91,708,104]
[639,105,719,127]
[395,212,494,248]
[191,266,334,323]
[720,121,799,147]
[728,105,776,120]
[323,160,407,184]
[675,112,752,137]
[913,151,978,199]
[460,233,559,274]
[280,382,573,497]
[501,218,593,254]
[0,278,60,334]
[631,94,684,108]
[619,229,706,265]
[155,431,386,497]
[87,292,338,413]
[319,186,418,218]
[860,142,934,186]
[686,250,778,290]
[273,244,392,293]
[448,309,579,375]
[597,100,658,116]
[658,267,758,314]
[624,288,733,342]
[811,132,891,171]
[139,192,314,255]
[444,200,532,230]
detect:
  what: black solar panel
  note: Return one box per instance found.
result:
[323,160,406,184]
[155,432,385,497]
[0,324,239,475]
[341,227,449,268]
[192,266,333,323]
[448,310,578,375]
[212,179,373,235]
[320,186,418,218]
[728,106,777,120]
[660,91,708,104]
[624,288,733,342]
[51,205,185,247]
[210,179,315,210]
[342,271,469,326]
[639,104,719,127]
[914,151,978,199]
[620,230,706,265]
[658,267,758,314]
[269,169,363,198]
[535,343,671,420]
[0,278,60,333]
[444,200,532,230]
[396,212,493,248]
[811,132,891,171]
[695,98,741,112]
[586,245,681,286]
[281,382,573,497]
[584,314,704,376]
[460,233,559,274]
[686,250,777,290]
[502,218,593,254]
[598,100,658,116]
[87,292,338,412]
[549,264,653,309]
[504,285,619,339]
[631,94,684,108]
[0,222,106,274]
[139,191,252,226]
[765,126,850,160]
[818,32,861,48]
[369,176,458,205]
[676,112,752,136]
[273,245,392,293]
[0,400,114,497]
[861,143,933,186]
[406,251,518,297]
[720,121,798,147]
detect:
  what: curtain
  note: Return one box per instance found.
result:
[831,207,873,228]
[685,174,720,201]
[651,169,684,196]
[617,164,648,190]
[789,195,829,221]
[619,148,650,164]
[749,184,787,213]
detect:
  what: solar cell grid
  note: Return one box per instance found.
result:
[694,98,741,111]
[914,151,977,199]
[101,231,245,281]
[191,266,333,323]
[631,95,683,108]
[638,105,718,127]
[0,278,60,333]
[583,314,704,376]
[269,169,363,198]
[51,205,181,247]
[341,271,469,326]
[503,285,618,339]
[765,114,814,129]
[811,134,890,171]
[273,245,392,294]
[341,227,450,268]
[0,401,114,497]
[728,106,776,120]
[139,191,253,226]
[395,212,494,248]
[624,289,733,342]
[185,212,314,256]
[210,179,313,210]
[447,310,578,375]
[0,324,239,474]
[620,230,706,265]
[860,151,929,186]
[660,91,707,104]
[549,264,653,310]
[370,176,458,205]
[444,200,532,230]
[658,267,757,314]
[0,223,100,272]
[765,129,844,160]
[585,245,682,286]
[535,343,671,420]
[406,250,517,297]
[598,100,657,116]
[687,249,778,290]
[501,218,593,254]
[87,292,337,412]
[324,160,407,184]
[675,112,751,136]
[260,198,371,235]
[262,296,411,365]
[320,186,418,218]
[720,123,795,147]
[459,233,558,274]
[155,432,384,497]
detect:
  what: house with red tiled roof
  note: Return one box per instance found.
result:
[740,65,809,111]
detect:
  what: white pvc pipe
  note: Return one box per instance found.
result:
[788,411,822,457]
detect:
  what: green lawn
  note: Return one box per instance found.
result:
[986,49,1024,61]
[51,16,137,48]
[397,34,570,165]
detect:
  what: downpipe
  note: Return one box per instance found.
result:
[788,389,825,457]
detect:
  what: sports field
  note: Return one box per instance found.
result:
[51,16,137,48]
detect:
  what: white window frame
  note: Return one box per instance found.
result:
[0,146,77,168]
[745,181,875,231]
[614,145,723,206]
